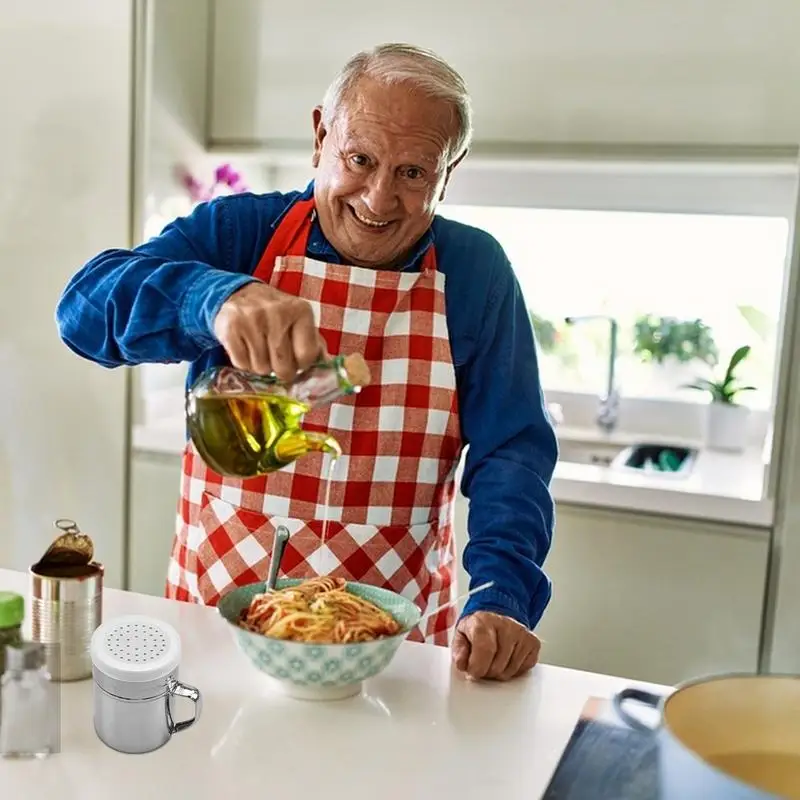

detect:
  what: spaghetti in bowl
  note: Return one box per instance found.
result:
[217,577,421,701]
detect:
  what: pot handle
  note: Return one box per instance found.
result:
[166,677,202,735]
[612,687,662,733]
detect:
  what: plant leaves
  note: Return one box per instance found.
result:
[682,379,719,392]
[633,315,717,365]
[722,345,751,388]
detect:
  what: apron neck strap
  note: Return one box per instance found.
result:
[254,196,438,280]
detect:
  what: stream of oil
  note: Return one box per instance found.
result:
[317,453,338,575]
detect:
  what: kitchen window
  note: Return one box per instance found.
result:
[440,154,798,413]
[439,204,788,410]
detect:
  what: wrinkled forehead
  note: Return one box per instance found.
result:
[332,80,458,169]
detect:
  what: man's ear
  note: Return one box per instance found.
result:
[311,106,325,168]
[439,149,468,201]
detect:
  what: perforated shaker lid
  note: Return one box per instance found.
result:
[90,615,181,683]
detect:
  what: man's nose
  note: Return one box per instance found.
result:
[362,170,399,217]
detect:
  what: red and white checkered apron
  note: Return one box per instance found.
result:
[165,197,463,645]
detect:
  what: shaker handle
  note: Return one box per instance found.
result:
[166,677,202,735]
[612,687,662,733]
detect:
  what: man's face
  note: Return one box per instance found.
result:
[311,78,463,269]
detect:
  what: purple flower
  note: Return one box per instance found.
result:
[214,164,234,183]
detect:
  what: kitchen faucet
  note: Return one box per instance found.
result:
[564,314,620,433]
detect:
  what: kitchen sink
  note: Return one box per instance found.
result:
[615,443,698,477]
[558,440,627,467]
[558,438,698,477]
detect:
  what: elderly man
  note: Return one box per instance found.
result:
[56,43,557,682]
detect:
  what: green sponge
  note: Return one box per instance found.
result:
[658,449,682,472]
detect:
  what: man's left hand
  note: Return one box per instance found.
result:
[452,611,541,681]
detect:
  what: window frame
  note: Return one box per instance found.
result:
[444,152,798,217]
[437,152,799,447]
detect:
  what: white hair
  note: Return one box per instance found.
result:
[320,43,473,164]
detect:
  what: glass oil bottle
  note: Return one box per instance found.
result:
[185,353,371,478]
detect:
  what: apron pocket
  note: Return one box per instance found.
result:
[196,492,455,647]
[196,493,280,604]
[195,493,333,601]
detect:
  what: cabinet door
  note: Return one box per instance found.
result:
[129,453,183,597]
[209,0,800,147]
[535,504,768,685]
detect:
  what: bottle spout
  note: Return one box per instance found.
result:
[303,431,342,459]
[274,431,342,464]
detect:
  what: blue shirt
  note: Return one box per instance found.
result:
[55,181,557,630]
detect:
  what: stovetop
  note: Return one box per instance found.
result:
[541,696,659,799]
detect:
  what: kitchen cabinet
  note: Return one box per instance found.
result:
[129,452,182,597]
[209,0,800,148]
[536,503,769,686]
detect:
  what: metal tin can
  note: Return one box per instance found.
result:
[29,561,103,682]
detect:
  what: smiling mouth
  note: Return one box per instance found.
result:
[349,205,394,230]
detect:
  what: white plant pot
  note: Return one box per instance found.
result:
[705,402,750,452]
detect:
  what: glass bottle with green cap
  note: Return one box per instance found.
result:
[186,354,371,477]
[0,592,24,676]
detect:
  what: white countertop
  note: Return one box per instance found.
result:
[133,417,773,528]
[0,567,666,800]
[552,426,772,528]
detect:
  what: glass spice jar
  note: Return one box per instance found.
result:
[0,642,59,759]
[0,592,24,676]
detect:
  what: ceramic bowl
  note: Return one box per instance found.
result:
[217,578,421,701]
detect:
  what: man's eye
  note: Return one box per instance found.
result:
[405,167,424,180]
[350,154,369,167]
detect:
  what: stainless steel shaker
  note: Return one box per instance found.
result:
[90,615,201,754]
[29,519,103,681]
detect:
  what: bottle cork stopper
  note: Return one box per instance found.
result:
[343,353,371,388]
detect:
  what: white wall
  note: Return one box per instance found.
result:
[142,0,272,248]
[135,0,273,426]
[0,2,133,585]
[131,0,210,427]
[209,0,800,148]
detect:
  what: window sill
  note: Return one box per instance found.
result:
[542,390,773,527]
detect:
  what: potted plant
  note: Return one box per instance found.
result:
[683,345,756,452]
[632,315,718,394]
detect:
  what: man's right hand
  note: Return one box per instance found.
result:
[213,282,326,381]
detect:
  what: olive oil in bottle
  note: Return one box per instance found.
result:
[186,354,370,478]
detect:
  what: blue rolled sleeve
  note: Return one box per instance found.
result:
[456,245,557,630]
[55,195,271,367]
